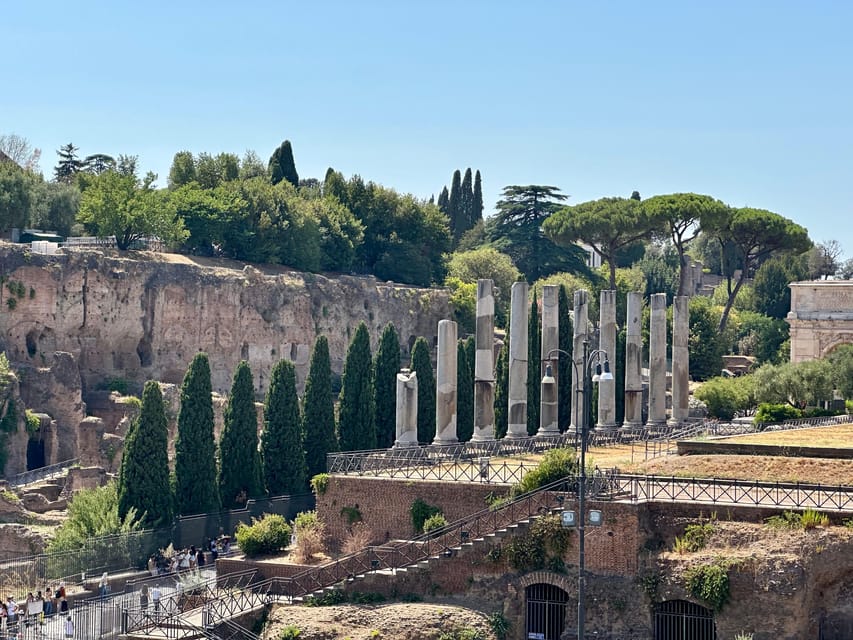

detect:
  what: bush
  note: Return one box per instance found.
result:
[685,558,733,611]
[504,515,571,572]
[310,473,329,495]
[341,522,373,555]
[694,375,755,420]
[411,498,442,534]
[511,448,578,497]
[673,522,715,554]
[234,513,292,557]
[754,403,803,424]
[765,509,828,530]
[280,625,301,639]
[422,513,448,533]
[292,510,326,564]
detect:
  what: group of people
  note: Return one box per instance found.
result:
[146,537,231,577]
[0,586,74,637]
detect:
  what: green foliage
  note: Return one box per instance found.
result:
[0,398,17,433]
[695,375,756,420]
[279,625,302,639]
[445,247,520,326]
[754,403,803,424]
[733,311,789,365]
[24,409,40,436]
[688,296,725,381]
[303,336,338,477]
[340,505,362,525]
[118,381,174,527]
[219,361,264,508]
[411,498,442,534]
[268,140,299,187]
[511,448,577,497]
[373,323,401,449]
[303,589,347,606]
[635,244,679,303]
[733,633,754,640]
[446,277,477,334]
[829,344,853,401]
[673,522,715,554]
[504,515,572,572]
[752,256,804,319]
[557,286,574,429]
[175,353,220,515]
[0,352,10,378]
[456,338,474,442]
[235,513,292,557]
[310,473,329,496]
[685,559,734,611]
[487,611,510,640]
[422,513,448,533]
[339,323,376,451]
[410,337,435,444]
[262,359,307,495]
[753,359,835,410]
[765,509,829,530]
[438,628,484,640]
[293,510,321,531]
[527,289,541,435]
[47,481,141,552]
[493,341,509,439]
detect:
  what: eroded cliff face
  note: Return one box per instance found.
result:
[0,244,452,397]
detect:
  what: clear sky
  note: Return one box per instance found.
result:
[4,1,852,259]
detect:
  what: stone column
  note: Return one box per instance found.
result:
[394,369,418,448]
[648,292,668,427]
[669,295,690,425]
[622,292,644,430]
[570,289,589,433]
[538,285,560,436]
[472,279,496,441]
[433,319,458,444]
[597,289,617,430]
[507,282,529,439]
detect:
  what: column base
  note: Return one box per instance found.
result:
[620,421,644,433]
[595,422,619,433]
[393,439,419,448]
[504,430,529,440]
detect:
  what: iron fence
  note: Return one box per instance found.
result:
[8,458,79,488]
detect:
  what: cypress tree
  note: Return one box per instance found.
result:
[261,359,306,495]
[472,170,484,225]
[268,140,299,187]
[447,169,462,242]
[437,186,449,213]
[174,353,220,516]
[303,335,338,478]
[527,290,541,435]
[557,286,574,432]
[460,168,473,237]
[373,323,401,449]
[615,326,626,424]
[338,323,376,451]
[410,337,436,443]
[118,381,173,528]
[494,341,509,439]
[456,339,474,442]
[218,361,264,508]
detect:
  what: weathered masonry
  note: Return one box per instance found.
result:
[788,281,853,362]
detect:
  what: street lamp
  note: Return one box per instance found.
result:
[544,343,612,639]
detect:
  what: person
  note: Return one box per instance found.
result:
[209,538,218,562]
[151,585,161,613]
[6,596,17,635]
[196,546,205,568]
[179,549,191,572]
[98,573,109,599]
[64,615,74,638]
[140,585,149,611]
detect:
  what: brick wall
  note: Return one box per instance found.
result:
[216,557,315,582]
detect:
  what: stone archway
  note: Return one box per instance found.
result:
[788,281,853,363]
[519,572,574,640]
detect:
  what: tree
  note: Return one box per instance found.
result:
[544,196,655,290]
[116,154,138,177]
[829,344,853,400]
[174,353,220,515]
[459,168,473,239]
[338,323,376,451]
[302,335,338,478]
[447,170,462,242]
[472,170,484,225]
[487,185,589,282]
[77,170,188,249]
[168,151,197,188]
[373,323,401,449]
[636,243,679,303]
[807,240,844,280]
[494,341,509,438]
[689,296,725,381]
[437,186,449,214]
[240,150,267,180]
[557,286,573,430]
[0,161,35,231]
[269,140,299,187]
[261,359,306,495]
[640,193,729,296]
[219,361,264,508]
[527,289,541,435]
[446,247,521,327]
[0,133,41,171]
[754,360,834,409]
[53,143,84,184]
[83,154,116,175]
[456,338,474,442]
[31,180,79,236]
[752,257,804,320]
[118,381,173,527]
[410,337,436,443]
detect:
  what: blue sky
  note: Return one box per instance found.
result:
[4,1,852,259]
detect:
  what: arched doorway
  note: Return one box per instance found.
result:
[654,599,716,640]
[526,582,569,640]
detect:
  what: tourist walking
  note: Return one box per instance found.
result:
[64,615,74,638]
[140,585,149,611]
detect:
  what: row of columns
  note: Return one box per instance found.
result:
[394,281,690,447]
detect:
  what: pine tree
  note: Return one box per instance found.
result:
[494,341,509,439]
[53,143,83,184]
[456,339,474,442]
[408,337,435,443]
[557,286,574,432]
[472,170,484,224]
[437,186,449,213]
[118,381,173,527]
[174,353,220,516]
[527,290,541,435]
[218,361,264,508]
[447,170,462,243]
[303,335,338,478]
[373,323,401,449]
[268,140,299,187]
[338,323,376,451]
[261,359,306,495]
[460,168,473,236]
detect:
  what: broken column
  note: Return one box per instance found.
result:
[622,292,644,430]
[394,369,418,448]
[570,289,589,433]
[507,282,529,439]
[538,285,560,436]
[670,295,690,425]
[597,289,617,430]
[648,292,668,428]
[433,319,459,444]
[472,279,496,441]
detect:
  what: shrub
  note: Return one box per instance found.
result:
[754,403,803,424]
[685,558,733,611]
[310,473,329,495]
[694,376,755,420]
[504,515,571,572]
[511,448,578,497]
[411,498,442,534]
[487,611,510,640]
[304,590,347,607]
[422,513,448,533]
[292,510,326,563]
[765,509,828,530]
[280,625,301,639]
[341,522,373,555]
[673,522,715,554]
[235,513,292,557]
[24,410,40,435]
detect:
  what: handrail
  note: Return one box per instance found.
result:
[8,457,79,487]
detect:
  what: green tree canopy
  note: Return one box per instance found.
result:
[373,323,401,449]
[338,323,376,451]
[303,335,338,477]
[219,361,264,507]
[168,151,197,188]
[0,162,35,231]
[527,289,541,435]
[456,338,474,442]
[261,359,307,495]
[754,359,835,409]
[269,140,299,187]
[688,296,725,381]
[494,341,509,439]
[446,247,520,327]
[53,143,84,184]
[410,336,436,444]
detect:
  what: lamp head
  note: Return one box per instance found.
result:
[600,359,613,381]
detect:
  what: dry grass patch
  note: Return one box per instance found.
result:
[719,423,853,448]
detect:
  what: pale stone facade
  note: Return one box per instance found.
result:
[788,281,853,362]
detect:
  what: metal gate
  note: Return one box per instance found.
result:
[654,600,716,640]
[526,583,568,640]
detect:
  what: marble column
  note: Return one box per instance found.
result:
[507,282,529,439]
[394,369,418,448]
[622,292,644,430]
[670,295,690,425]
[472,279,496,441]
[538,285,560,436]
[570,289,589,433]
[597,289,618,430]
[648,292,668,427]
[433,319,458,444]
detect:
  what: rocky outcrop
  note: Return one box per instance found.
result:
[0,371,29,477]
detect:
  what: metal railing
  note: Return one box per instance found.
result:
[8,458,78,488]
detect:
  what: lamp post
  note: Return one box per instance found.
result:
[545,343,612,640]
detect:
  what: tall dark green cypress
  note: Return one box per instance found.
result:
[437,186,449,214]
[456,339,474,442]
[261,360,306,495]
[527,290,541,435]
[338,323,376,451]
[447,169,462,243]
[268,139,299,187]
[460,168,473,235]
[557,286,574,432]
[373,323,401,449]
[218,361,264,508]
[303,335,338,478]
[615,327,626,424]
[175,353,220,515]
[410,337,436,444]
[472,170,484,225]
[494,341,509,439]
[118,381,173,527]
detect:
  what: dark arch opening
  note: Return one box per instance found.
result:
[654,599,716,640]
[526,583,568,640]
